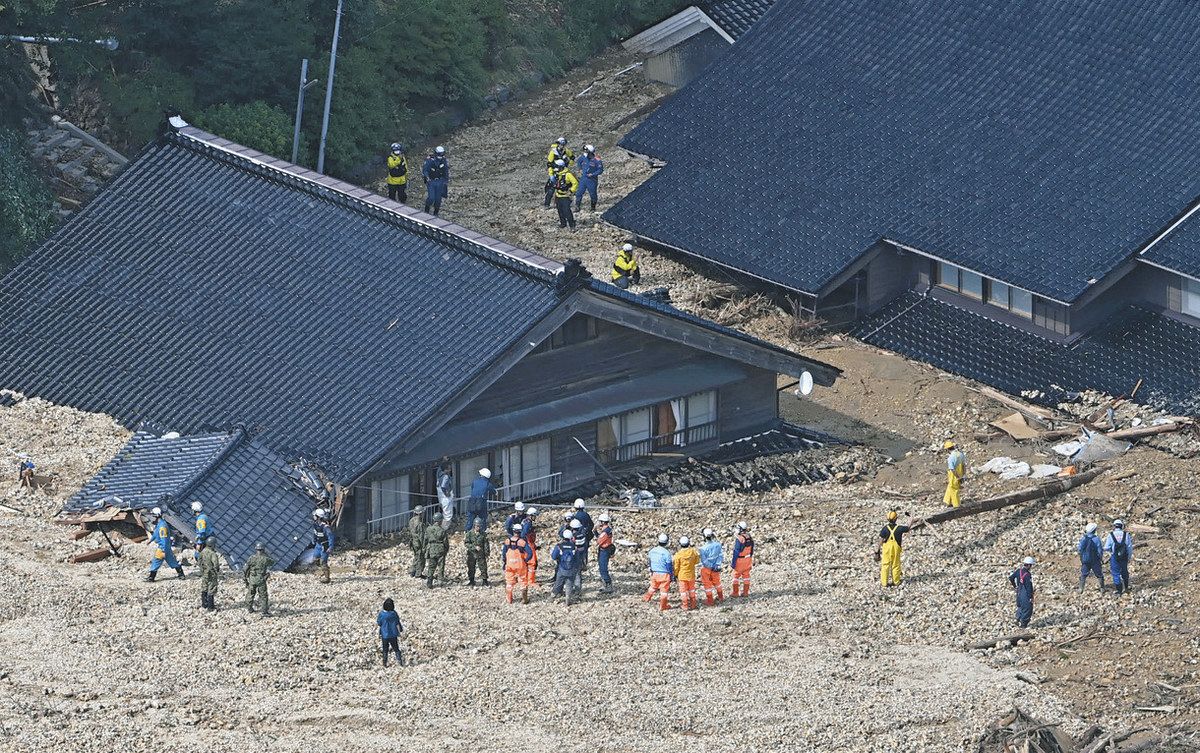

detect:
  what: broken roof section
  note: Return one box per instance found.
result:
[608,0,1200,302]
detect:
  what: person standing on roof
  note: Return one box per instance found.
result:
[730,521,754,597]
[436,464,454,529]
[595,512,616,593]
[551,529,582,605]
[943,440,966,508]
[574,144,603,211]
[424,512,450,588]
[522,507,540,587]
[191,500,210,553]
[1077,522,1105,593]
[643,533,674,611]
[1104,520,1134,595]
[198,535,221,611]
[502,526,533,604]
[550,160,578,230]
[545,137,575,208]
[877,510,912,588]
[504,502,527,536]
[673,536,700,610]
[244,542,274,617]
[466,468,495,532]
[611,244,641,290]
[407,505,426,579]
[377,597,405,667]
[465,517,490,587]
[312,508,335,584]
[699,528,724,605]
[385,143,409,202]
[1008,556,1036,628]
[145,505,186,582]
[422,146,449,215]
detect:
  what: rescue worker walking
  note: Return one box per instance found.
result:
[551,530,582,605]
[312,509,335,584]
[407,505,426,578]
[198,535,222,610]
[550,160,578,230]
[571,498,594,570]
[465,517,490,586]
[574,145,603,211]
[424,512,450,588]
[699,528,724,605]
[145,506,186,581]
[436,464,454,528]
[595,512,615,593]
[611,244,641,289]
[730,521,754,597]
[385,143,408,202]
[943,440,966,508]
[544,137,574,208]
[1104,520,1134,595]
[877,510,912,588]
[191,500,210,553]
[465,468,495,532]
[1077,522,1105,592]
[502,527,533,604]
[1008,556,1035,628]
[673,536,700,610]
[244,542,274,617]
[377,597,404,667]
[643,533,674,611]
[422,146,449,215]
[522,507,540,586]
[504,502,527,536]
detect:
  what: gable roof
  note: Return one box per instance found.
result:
[0,119,836,491]
[1142,211,1200,282]
[607,0,1200,302]
[700,0,775,39]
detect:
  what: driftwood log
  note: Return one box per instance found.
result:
[912,467,1106,531]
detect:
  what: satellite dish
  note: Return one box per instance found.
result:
[795,371,814,396]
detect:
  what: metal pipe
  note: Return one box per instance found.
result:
[316,0,343,174]
[1,34,118,50]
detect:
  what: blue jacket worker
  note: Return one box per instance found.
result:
[1077,522,1104,592]
[191,500,210,551]
[376,598,405,667]
[145,505,185,581]
[1104,520,1134,595]
[422,146,450,215]
[466,468,496,531]
[550,531,583,602]
[1008,557,1035,628]
[574,145,604,211]
[504,501,527,536]
[313,509,335,584]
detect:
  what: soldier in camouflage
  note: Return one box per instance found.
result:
[198,535,222,610]
[424,512,450,588]
[465,517,490,586]
[408,506,426,578]
[244,542,274,617]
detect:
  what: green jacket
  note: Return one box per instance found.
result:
[423,523,449,556]
[408,513,425,547]
[198,547,222,578]
[465,529,489,557]
[244,552,274,585]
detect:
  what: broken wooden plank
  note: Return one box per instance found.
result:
[1132,706,1175,713]
[966,631,1035,650]
[68,545,118,564]
[973,386,1058,426]
[1125,523,1160,535]
[1055,630,1105,648]
[70,526,91,541]
[1104,422,1192,441]
[913,467,1106,530]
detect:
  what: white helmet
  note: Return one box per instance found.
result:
[390,142,402,153]
[554,159,565,168]
[1022,556,1036,565]
[514,501,526,512]
[573,499,585,509]
[563,530,574,540]
[1113,519,1124,528]
[316,508,329,519]
[191,501,203,513]
[435,145,445,155]
[703,527,715,539]
[622,243,633,252]
[151,506,162,517]
[584,144,595,153]
[656,533,669,545]
[527,507,539,516]
[479,468,491,478]
[679,536,690,547]
[598,513,611,523]
[1085,522,1097,533]
[569,519,582,529]
[737,521,749,531]
[556,137,567,145]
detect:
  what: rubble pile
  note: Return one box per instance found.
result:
[1057,390,1200,459]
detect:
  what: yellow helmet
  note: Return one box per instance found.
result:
[943,440,956,450]
[887,510,898,521]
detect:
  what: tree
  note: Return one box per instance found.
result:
[0,128,55,272]
[195,101,309,163]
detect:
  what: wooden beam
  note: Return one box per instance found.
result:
[912,468,1106,530]
[966,631,1034,650]
[972,386,1058,426]
[1104,422,1191,441]
[69,545,118,564]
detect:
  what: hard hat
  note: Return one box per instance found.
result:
[1022,556,1035,565]
[390,142,402,153]
[679,536,690,547]
[943,440,956,450]
[569,519,582,529]
[556,137,566,145]
[1085,522,1097,533]
[527,507,538,516]
[563,511,573,520]
[622,243,633,252]
[317,509,329,519]
[584,144,595,152]
[887,510,898,521]
[514,501,525,512]
[702,527,714,538]
[737,520,748,531]
[435,145,445,155]
[599,513,611,522]
[433,512,443,521]
[1113,519,1124,528]
[574,498,585,509]
[255,542,265,551]
[479,468,491,478]
[151,506,162,516]
[563,530,574,540]
[473,517,483,526]
[657,533,669,545]
[191,501,203,513]
[554,159,565,168]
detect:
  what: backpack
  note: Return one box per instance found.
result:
[1112,533,1129,562]
[557,545,576,572]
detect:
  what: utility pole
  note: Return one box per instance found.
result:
[316,0,343,175]
[291,59,319,165]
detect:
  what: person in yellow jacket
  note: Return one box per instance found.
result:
[544,137,575,208]
[550,160,578,230]
[943,440,966,507]
[612,243,641,289]
[877,510,912,587]
[672,535,701,610]
[385,143,408,202]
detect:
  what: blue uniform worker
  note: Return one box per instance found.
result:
[146,507,185,581]
[466,469,496,531]
[313,509,335,583]
[504,502,526,536]
[376,597,404,666]
[191,500,210,550]
[643,534,674,610]
[571,499,594,567]
[574,147,603,211]
[1008,558,1035,628]
[422,147,449,215]
[550,532,582,601]
[1077,523,1104,592]
[699,529,725,605]
[1104,521,1134,595]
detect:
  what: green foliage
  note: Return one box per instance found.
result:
[195,101,309,163]
[99,68,196,152]
[0,128,55,272]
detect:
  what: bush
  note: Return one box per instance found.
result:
[0,128,56,273]
[195,101,309,163]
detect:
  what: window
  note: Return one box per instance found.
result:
[1183,276,1200,319]
[1011,288,1033,318]
[370,474,410,521]
[597,392,718,462]
[960,270,983,299]
[936,262,959,290]
[1032,298,1069,335]
[986,280,1033,319]
[499,438,552,500]
[532,316,597,354]
[987,281,1010,309]
[457,453,489,498]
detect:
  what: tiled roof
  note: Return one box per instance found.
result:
[608,0,1200,302]
[700,0,775,39]
[1143,215,1200,281]
[854,294,1200,416]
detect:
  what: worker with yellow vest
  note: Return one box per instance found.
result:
[612,244,641,289]
[550,160,578,230]
[385,143,408,202]
[943,440,966,508]
[877,510,912,587]
[544,137,575,208]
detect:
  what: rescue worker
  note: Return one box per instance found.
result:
[611,244,641,289]
[385,143,408,202]
[574,144,603,211]
[877,510,913,588]
[436,464,454,528]
[312,508,335,584]
[943,440,966,508]
[522,507,540,586]
[466,468,495,532]
[1077,522,1105,592]
[699,528,724,605]
[198,535,221,611]
[544,137,574,208]
[407,505,426,578]
[502,526,533,604]
[730,521,754,597]
[422,145,449,215]
[673,536,700,610]
[558,510,574,539]
[191,500,210,553]
[643,533,674,611]
[424,512,450,588]
[550,159,578,230]
[595,512,615,593]
[377,597,404,667]
[145,506,186,581]
[244,542,274,617]
[18,456,35,487]
[1008,556,1035,628]
[465,517,490,586]
[1104,519,1134,595]
[571,498,595,567]
[504,501,527,536]
[550,529,582,605]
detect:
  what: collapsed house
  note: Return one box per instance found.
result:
[605,0,1200,415]
[0,117,839,568]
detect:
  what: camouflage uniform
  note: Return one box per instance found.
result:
[198,542,222,610]
[423,521,449,588]
[408,511,426,578]
[244,549,275,616]
[465,526,490,585]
